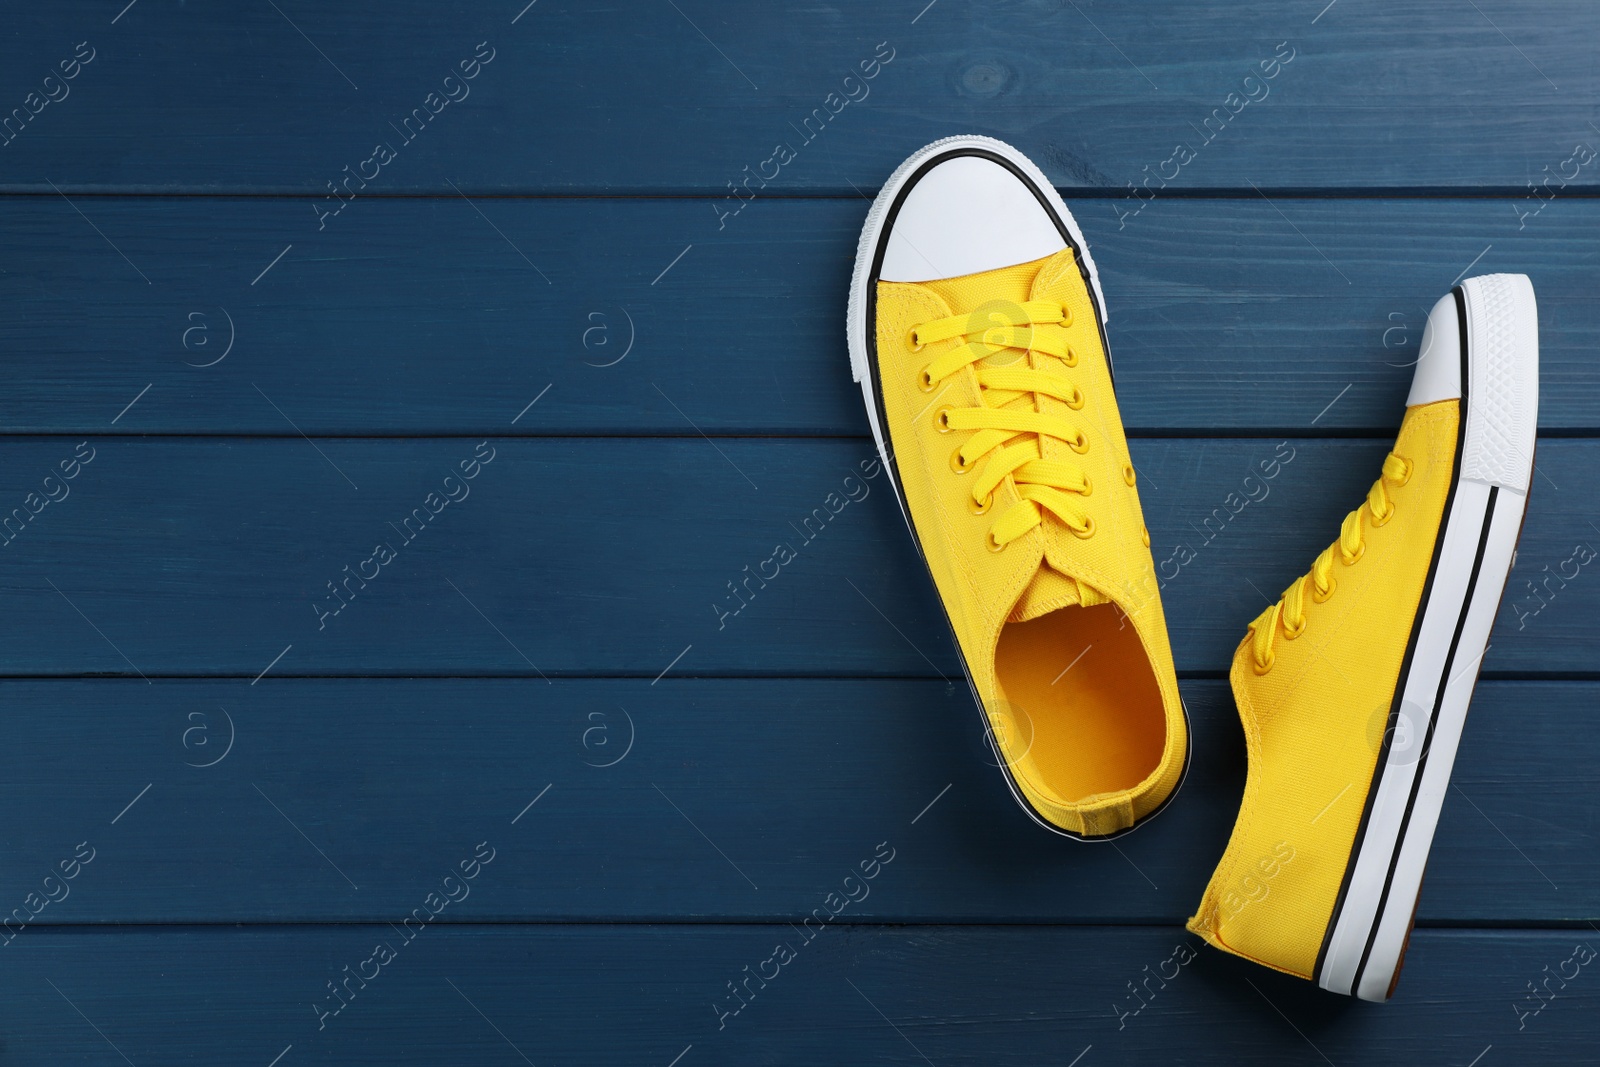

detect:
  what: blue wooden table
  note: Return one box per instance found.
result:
[2,2,1595,1063]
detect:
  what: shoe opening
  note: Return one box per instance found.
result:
[992,604,1166,804]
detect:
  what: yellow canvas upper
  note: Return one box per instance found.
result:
[1187,399,1460,976]
[875,248,1187,836]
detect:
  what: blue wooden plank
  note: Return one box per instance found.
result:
[0,437,1588,675]
[0,196,1593,435]
[0,925,1593,1063]
[3,2,1597,193]
[0,678,1588,925]
[3,1,1591,1061]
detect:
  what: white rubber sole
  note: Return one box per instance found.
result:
[845,136,1185,841]
[1316,274,1539,1001]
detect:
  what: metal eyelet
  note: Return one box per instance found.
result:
[1311,577,1337,603]
[918,366,937,392]
[987,530,1006,552]
[950,448,974,474]
[1342,542,1366,566]
[1395,458,1414,486]
[1069,430,1089,455]
[1059,304,1072,326]
[1283,616,1306,640]
[969,493,992,515]
[1123,464,1137,487]
[1062,347,1078,367]
[1141,524,1150,547]
[1370,504,1395,528]
[1078,474,1093,497]
[934,407,954,433]
[1066,388,1085,411]
[1071,516,1096,539]
[1252,653,1275,676]
[909,329,925,352]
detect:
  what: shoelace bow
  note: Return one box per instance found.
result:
[913,299,1095,550]
[1247,451,1414,674]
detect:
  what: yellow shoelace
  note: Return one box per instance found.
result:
[913,298,1092,550]
[1247,452,1414,673]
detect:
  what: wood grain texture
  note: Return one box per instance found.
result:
[3,2,1597,193]
[0,437,1589,675]
[0,678,1587,925]
[0,197,1595,434]
[3,0,1595,1058]
[1,925,1593,1064]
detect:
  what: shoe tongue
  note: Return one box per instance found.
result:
[922,255,1108,624]
[922,257,1046,461]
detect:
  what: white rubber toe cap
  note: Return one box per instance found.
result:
[878,155,1067,283]
[1407,290,1462,406]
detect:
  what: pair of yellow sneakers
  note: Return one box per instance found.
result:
[848,137,1539,1001]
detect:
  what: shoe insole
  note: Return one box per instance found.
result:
[992,604,1167,803]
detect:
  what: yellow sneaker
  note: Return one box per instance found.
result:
[1188,274,1540,999]
[847,136,1188,839]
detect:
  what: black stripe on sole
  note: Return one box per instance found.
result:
[1350,483,1499,994]
[1312,286,1472,986]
